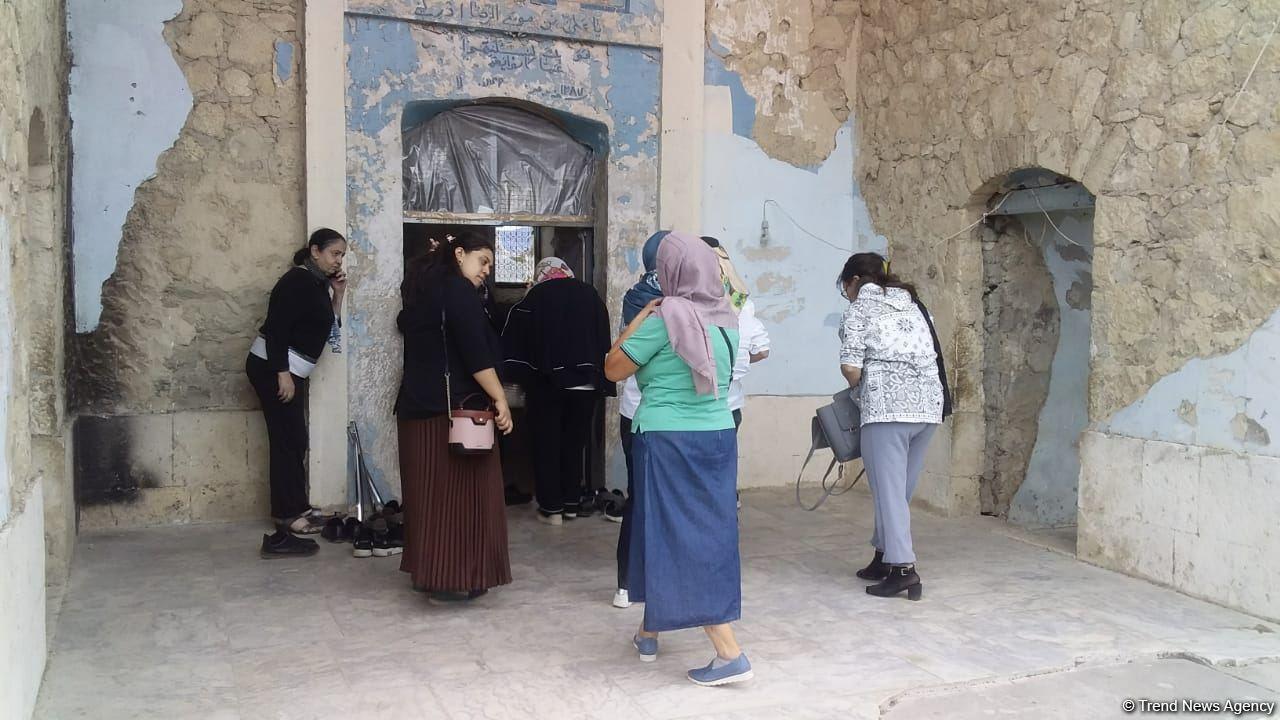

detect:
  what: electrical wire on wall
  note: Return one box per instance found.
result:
[759,199,856,255]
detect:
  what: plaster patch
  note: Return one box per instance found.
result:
[704,45,756,138]
[274,41,294,83]
[69,0,192,332]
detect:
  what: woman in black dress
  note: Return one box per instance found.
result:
[247,228,347,558]
[396,231,513,602]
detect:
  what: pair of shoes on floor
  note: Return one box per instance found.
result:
[687,654,753,687]
[865,562,923,601]
[613,588,631,608]
[629,635,753,686]
[352,526,403,558]
[596,489,626,522]
[260,531,318,559]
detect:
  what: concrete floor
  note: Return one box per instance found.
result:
[35,488,1280,720]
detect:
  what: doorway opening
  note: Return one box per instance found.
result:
[978,168,1095,541]
[401,101,609,502]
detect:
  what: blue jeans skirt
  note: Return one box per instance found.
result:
[628,428,741,632]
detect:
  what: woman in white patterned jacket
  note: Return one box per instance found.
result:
[837,252,949,601]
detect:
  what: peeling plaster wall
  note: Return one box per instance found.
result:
[853,0,1280,616]
[1,0,70,714]
[69,0,306,529]
[1107,308,1280,456]
[703,2,887,488]
[706,0,860,167]
[344,6,661,494]
[68,0,191,332]
[1007,211,1093,528]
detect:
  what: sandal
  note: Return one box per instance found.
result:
[287,514,325,535]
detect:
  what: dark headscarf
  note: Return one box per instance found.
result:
[621,231,669,325]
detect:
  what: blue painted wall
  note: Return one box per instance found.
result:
[344,11,661,495]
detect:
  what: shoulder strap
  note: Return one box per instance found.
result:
[794,439,864,511]
[441,308,452,414]
[913,297,953,419]
[716,326,735,360]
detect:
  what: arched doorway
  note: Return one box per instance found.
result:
[978,168,1094,537]
[400,100,609,502]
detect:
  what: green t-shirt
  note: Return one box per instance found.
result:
[620,316,739,433]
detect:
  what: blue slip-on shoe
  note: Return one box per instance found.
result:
[633,634,658,663]
[687,653,753,686]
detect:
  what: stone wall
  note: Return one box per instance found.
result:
[853,0,1280,617]
[1,0,70,714]
[69,0,305,528]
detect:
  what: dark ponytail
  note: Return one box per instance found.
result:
[838,252,918,301]
[401,230,495,302]
[294,227,346,266]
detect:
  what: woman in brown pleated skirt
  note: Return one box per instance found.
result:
[395,232,513,602]
[398,416,511,596]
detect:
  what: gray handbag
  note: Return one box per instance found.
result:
[795,388,865,511]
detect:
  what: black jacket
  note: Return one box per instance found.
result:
[395,273,502,419]
[501,277,615,395]
[258,266,335,372]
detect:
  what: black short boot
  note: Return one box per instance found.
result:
[866,564,922,601]
[855,550,889,581]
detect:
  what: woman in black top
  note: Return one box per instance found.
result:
[247,228,347,558]
[502,258,615,524]
[396,231,513,602]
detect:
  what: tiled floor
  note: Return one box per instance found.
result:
[35,488,1280,719]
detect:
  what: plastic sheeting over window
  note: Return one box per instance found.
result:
[403,105,596,217]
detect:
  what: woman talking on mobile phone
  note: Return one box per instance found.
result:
[247,228,348,558]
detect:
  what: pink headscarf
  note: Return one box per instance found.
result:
[654,232,739,396]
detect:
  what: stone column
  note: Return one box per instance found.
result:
[303,0,348,508]
[659,0,705,231]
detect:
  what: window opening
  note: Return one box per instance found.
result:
[495,225,537,285]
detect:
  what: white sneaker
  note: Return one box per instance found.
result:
[613,589,631,608]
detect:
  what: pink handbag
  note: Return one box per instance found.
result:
[448,408,496,454]
[442,309,495,455]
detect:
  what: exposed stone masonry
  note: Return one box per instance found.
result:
[707,0,861,166]
[72,0,305,416]
[854,0,1280,424]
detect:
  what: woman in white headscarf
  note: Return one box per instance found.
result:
[502,257,614,524]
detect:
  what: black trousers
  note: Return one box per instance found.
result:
[616,416,635,589]
[246,355,310,521]
[527,380,596,514]
[617,411,742,589]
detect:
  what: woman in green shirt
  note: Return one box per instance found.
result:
[604,231,752,687]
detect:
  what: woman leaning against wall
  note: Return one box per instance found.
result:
[247,228,347,558]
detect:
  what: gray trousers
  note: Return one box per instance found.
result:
[862,422,937,565]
